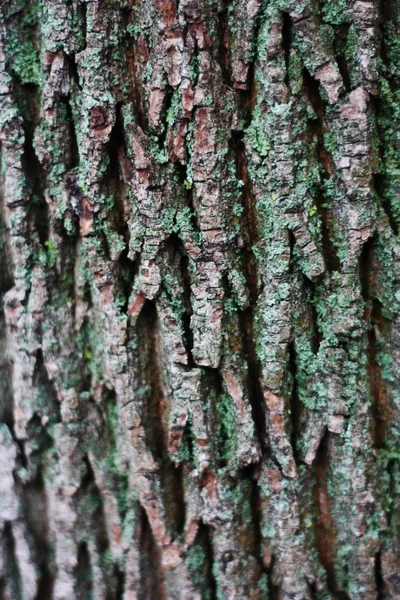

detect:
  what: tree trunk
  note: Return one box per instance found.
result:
[1,0,400,598]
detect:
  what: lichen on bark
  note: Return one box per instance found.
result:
[0,0,400,599]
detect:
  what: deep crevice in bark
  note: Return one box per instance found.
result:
[372,171,399,237]
[138,505,167,600]
[307,578,319,600]
[63,95,80,171]
[282,12,293,89]
[375,549,385,600]
[197,522,218,600]
[22,109,50,251]
[175,161,202,240]
[138,300,186,536]
[114,564,125,600]
[0,153,14,294]
[66,50,82,91]
[334,24,352,93]
[314,429,349,600]
[1,522,22,600]
[104,102,129,207]
[117,249,138,315]
[267,554,281,600]
[157,84,174,142]
[81,0,88,52]
[367,299,391,450]
[303,68,340,273]
[180,249,195,366]
[101,103,135,273]
[288,341,300,464]
[33,349,62,424]
[76,454,126,597]
[0,313,14,427]
[375,3,400,235]
[243,464,271,582]
[138,300,167,461]
[303,276,323,354]
[0,147,15,427]
[102,387,129,523]
[315,189,341,273]
[21,468,54,599]
[206,367,229,466]
[217,0,232,87]
[359,235,375,303]
[239,308,268,453]
[230,130,259,297]
[159,233,195,366]
[359,236,392,449]
[229,130,266,451]
[125,41,148,133]
[74,541,93,600]
[314,428,335,591]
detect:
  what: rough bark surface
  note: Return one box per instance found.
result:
[1,0,400,599]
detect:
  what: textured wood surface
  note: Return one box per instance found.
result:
[0,1,400,598]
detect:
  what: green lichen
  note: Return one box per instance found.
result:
[5,3,41,86]
[215,391,237,464]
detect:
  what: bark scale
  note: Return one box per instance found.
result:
[0,0,400,599]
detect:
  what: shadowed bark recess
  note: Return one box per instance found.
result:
[1,0,400,598]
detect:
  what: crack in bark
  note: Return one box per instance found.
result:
[179,248,195,367]
[239,308,268,454]
[374,3,400,235]
[375,549,385,600]
[359,237,393,450]
[21,103,50,255]
[303,67,341,273]
[314,429,350,600]
[138,504,167,600]
[21,468,55,599]
[217,0,233,88]
[302,275,323,354]
[287,341,300,465]
[73,541,93,600]
[229,130,267,452]
[195,521,218,600]
[137,300,187,536]
[33,349,62,424]
[242,464,272,587]
[282,12,293,89]
[1,522,22,600]
[63,95,80,171]
[334,23,352,93]
[138,299,168,461]
[175,161,202,241]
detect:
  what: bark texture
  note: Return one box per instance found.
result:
[1,0,400,598]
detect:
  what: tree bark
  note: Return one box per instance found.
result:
[1,0,400,598]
